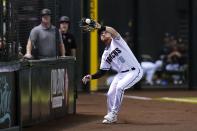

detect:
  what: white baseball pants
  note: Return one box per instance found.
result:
[106,67,143,114]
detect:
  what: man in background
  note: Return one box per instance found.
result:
[24,8,65,59]
[59,16,77,57]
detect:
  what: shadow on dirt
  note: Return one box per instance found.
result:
[117,120,179,126]
[23,114,102,131]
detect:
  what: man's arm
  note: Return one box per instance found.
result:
[95,22,119,38]
[24,28,38,58]
[58,29,66,56]
[59,43,65,56]
[24,38,33,58]
[105,26,119,38]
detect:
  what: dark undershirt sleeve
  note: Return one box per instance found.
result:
[91,69,108,79]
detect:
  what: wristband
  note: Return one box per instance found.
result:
[98,26,106,35]
[99,26,106,32]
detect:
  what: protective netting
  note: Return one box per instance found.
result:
[0,0,60,61]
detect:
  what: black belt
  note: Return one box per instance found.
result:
[121,67,135,73]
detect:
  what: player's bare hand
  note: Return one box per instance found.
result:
[82,74,92,84]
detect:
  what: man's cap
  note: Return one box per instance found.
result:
[41,8,52,16]
[59,16,70,23]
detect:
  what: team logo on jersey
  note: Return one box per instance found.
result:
[106,48,121,64]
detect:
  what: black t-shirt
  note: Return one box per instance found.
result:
[61,32,76,56]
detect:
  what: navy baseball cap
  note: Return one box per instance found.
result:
[59,16,70,23]
[41,8,52,16]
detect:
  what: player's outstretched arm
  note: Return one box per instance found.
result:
[105,26,119,38]
[95,22,119,38]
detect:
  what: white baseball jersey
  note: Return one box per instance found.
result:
[100,34,143,115]
[100,35,141,72]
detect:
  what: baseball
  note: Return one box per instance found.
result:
[85,19,91,24]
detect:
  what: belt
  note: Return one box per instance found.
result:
[121,67,135,73]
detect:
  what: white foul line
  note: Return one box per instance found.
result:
[160,97,197,103]
[124,95,152,100]
[95,93,152,100]
[95,93,197,103]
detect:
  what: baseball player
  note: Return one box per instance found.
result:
[82,21,143,124]
[141,60,163,85]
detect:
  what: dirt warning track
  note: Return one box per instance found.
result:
[24,90,197,131]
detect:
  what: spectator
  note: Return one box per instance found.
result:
[157,33,188,85]
[59,16,77,57]
[166,45,182,71]
[159,34,179,70]
[159,33,172,65]
[165,45,183,84]
[177,37,188,66]
[24,8,65,59]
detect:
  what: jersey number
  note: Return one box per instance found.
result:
[118,56,125,63]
